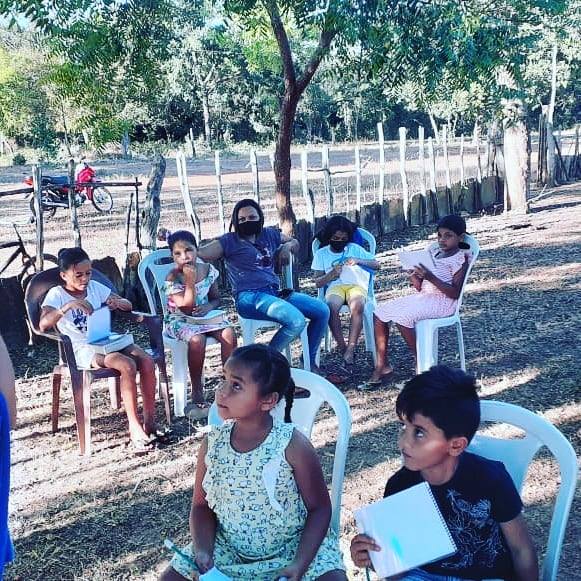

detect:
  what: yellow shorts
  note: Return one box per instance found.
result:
[325,284,367,303]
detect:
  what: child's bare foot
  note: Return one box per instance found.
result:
[343,345,356,365]
[368,365,394,384]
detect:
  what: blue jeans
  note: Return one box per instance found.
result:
[236,288,330,364]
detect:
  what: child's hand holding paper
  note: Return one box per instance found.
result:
[350,533,381,569]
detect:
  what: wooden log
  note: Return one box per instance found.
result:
[427,137,439,221]
[140,153,166,253]
[32,165,44,271]
[377,122,385,205]
[418,126,427,224]
[460,134,465,187]
[503,101,529,214]
[67,158,81,247]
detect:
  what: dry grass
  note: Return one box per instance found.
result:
[3,179,581,580]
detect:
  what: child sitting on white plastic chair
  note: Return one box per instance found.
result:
[362,215,471,389]
[164,230,237,420]
[312,216,379,376]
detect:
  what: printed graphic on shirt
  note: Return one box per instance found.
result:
[71,308,88,333]
[254,244,273,269]
[441,490,506,570]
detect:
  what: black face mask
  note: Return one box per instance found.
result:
[238,220,262,237]
[329,240,348,253]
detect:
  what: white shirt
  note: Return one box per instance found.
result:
[311,243,374,290]
[42,280,112,367]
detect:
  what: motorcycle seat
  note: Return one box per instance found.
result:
[42,176,69,186]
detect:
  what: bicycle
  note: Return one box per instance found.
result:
[0,223,58,289]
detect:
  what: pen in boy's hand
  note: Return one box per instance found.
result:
[164,539,199,571]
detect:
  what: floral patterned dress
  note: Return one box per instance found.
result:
[169,420,345,580]
[163,263,231,340]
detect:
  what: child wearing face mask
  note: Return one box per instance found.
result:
[312,216,379,367]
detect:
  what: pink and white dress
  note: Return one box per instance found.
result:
[375,249,471,328]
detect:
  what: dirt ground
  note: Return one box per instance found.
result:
[3,181,581,580]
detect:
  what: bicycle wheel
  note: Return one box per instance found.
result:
[29,196,57,221]
[91,187,113,212]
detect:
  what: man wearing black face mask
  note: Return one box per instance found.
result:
[197,199,330,375]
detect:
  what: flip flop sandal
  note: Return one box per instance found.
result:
[128,437,156,455]
[185,403,210,421]
[148,426,173,445]
[326,373,349,385]
[357,371,394,391]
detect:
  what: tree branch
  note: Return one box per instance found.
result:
[262,0,296,89]
[296,27,337,94]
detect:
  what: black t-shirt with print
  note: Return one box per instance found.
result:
[384,452,523,580]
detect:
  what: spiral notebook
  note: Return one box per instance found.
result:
[397,249,436,271]
[354,482,456,578]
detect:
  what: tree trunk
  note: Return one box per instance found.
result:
[546,43,558,187]
[140,154,166,253]
[274,90,299,236]
[503,101,529,213]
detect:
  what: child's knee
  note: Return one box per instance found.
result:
[350,299,365,314]
[158,566,188,581]
[222,326,236,343]
[139,354,156,375]
[188,335,206,350]
[117,355,137,376]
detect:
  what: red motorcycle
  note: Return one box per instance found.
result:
[25,160,113,220]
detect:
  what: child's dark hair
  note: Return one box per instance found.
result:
[229,198,264,235]
[315,215,356,247]
[230,344,296,422]
[396,365,480,443]
[57,247,90,272]
[167,230,198,251]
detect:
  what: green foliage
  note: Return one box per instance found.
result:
[12,152,26,164]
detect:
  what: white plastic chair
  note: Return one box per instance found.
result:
[238,256,311,371]
[312,227,377,364]
[468,400,578,581]
[415,233,480,373]
[138,249,219,417]
[208,368,352,533]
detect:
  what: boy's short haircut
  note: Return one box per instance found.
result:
[396,365,480,443]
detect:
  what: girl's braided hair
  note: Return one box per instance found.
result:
[229,344,296,422]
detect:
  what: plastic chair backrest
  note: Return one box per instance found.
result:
[468,400,578,581]
[137,249,173,315]
[208,368,352,533]
[427,233,479,316]
[25,267,117,331]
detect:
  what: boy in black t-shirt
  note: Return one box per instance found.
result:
[350,366,538,581]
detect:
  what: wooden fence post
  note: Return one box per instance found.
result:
[443,124,451,190]
[573,124,580,178]
[177,150,201,243]
[67,158,82,247]
[214,151,226,234]
[355,145,362,212]
[419,126,427,223]
[301,150,315,226]
[398,127,409,224]
[322,145,333,216]
[428,136,438,221]
[377,122,385,205]
[32,165,44,271]
[250,150,260,204]
[460,134,465,187]
[140,154,166,253]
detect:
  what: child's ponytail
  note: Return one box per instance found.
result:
[284,378,296,423]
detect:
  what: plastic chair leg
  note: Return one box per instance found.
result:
[51,366,62,433]
[456,322,466,370]
[72,372,92,455]
[108,377,121,410]
[171,343,189,417]
[156,359,172,423]
[300,326,311,371]
[362,309,376,365]
[416,324,439,373]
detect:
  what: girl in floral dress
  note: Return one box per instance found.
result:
[164,231,237,419]
[364,215,472,388]
[159,344,346,581]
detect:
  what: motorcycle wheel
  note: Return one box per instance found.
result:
[29,196,57,221]
[91,187,113,212]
